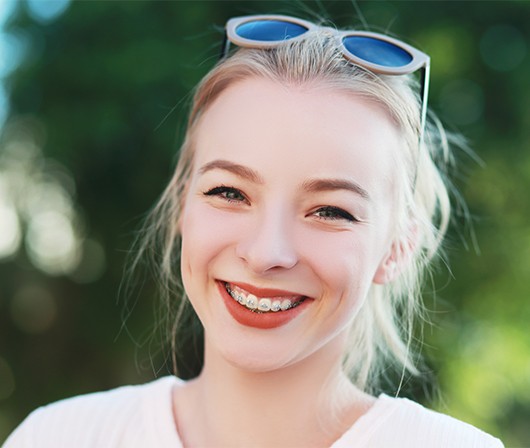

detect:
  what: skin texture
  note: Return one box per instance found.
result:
[174,77,403,447]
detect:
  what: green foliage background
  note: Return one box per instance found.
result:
[1,1,529,446]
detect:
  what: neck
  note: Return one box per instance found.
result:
[177,332,372,448]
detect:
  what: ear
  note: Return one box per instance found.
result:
[373,221,418,285]
[373,244,400,285]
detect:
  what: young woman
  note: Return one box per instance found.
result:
[4,15,503,448]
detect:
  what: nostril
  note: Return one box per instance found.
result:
[235,211,299,272]
[235,236,298,273]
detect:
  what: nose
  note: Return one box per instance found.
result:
[236,208,299,274]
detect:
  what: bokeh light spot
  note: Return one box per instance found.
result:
[419,24,474,78]
[0,203,21,258]
[0,0,17,26]
[26,210,80,275]
[26,0,71,24]
[0,31,27,78]
[22,179,75,220]
[480,25,527,72]
[0,116,95,276]
[0,85,8,129]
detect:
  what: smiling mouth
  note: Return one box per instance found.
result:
[224,282,307,314]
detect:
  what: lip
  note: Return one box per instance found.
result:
[216,280,313,330]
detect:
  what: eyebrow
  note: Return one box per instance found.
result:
[302,178,370,200]
[198,159,369,200]
[198,159,264,184]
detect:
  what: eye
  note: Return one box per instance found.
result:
[203,186,249,204]
[312,206,357,222]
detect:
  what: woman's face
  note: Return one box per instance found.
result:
[180,77,401,373]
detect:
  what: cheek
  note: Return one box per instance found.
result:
[180,202,241,282]
[309,232,383,302]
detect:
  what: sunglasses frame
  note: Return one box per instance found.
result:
[225,15,429,76]
[222,14,431,181]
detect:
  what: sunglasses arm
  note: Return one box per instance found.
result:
[220,34,231,59]
[412,62,430,189]
[419,63,430,145]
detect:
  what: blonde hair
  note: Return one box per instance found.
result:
[132,30,456,393]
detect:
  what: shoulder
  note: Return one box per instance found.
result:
[3,376,182,448]
[365,394,504,448]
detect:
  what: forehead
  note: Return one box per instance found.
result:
[193,77,402,197]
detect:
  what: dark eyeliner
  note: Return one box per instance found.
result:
[315,206,357,222]
[203,185,247,203]
[203,186,231,196]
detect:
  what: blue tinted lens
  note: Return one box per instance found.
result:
[236,20,308,42]
[343,36,413,67]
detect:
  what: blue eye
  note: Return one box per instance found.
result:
[204,186,248,203]
[314,206,357,222]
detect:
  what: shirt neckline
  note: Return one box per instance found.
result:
[330,394,400,447]
[154,377,400,448]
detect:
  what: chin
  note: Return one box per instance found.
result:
[210,334,300,374]
[227,356,284,374]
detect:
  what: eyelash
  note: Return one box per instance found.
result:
[203,186,358,223]
[203,186,248,204]
[312,206,357,222]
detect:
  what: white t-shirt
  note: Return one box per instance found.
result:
[3,376,503,447]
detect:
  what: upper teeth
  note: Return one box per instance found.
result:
[226,283,300,313]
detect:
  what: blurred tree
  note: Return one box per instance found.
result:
[0,1,529,445]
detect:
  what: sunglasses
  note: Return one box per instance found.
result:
[222,14,430,151]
